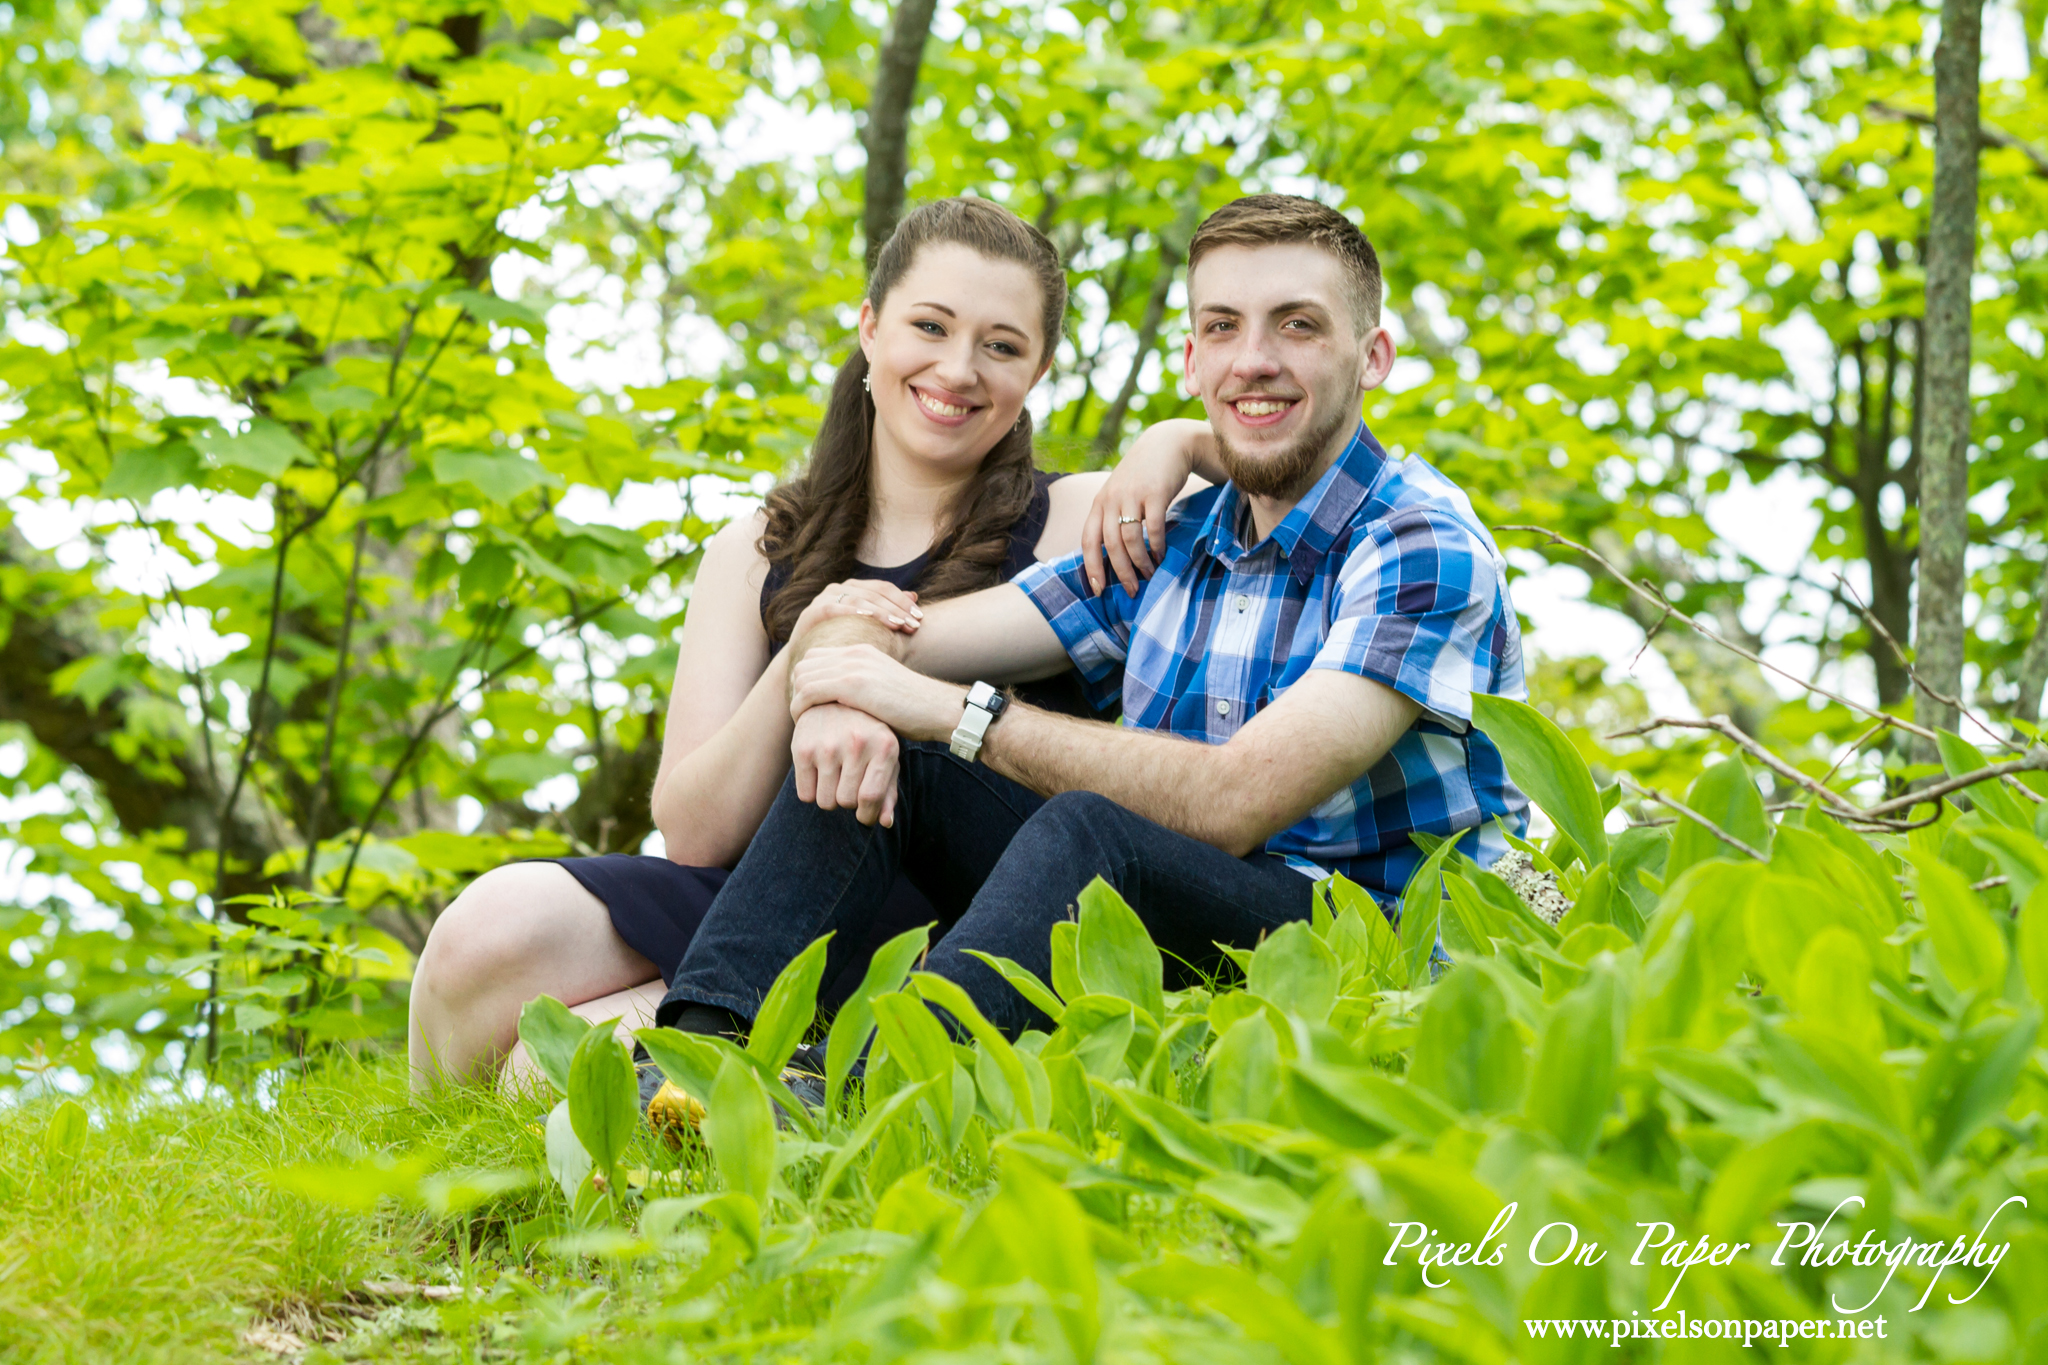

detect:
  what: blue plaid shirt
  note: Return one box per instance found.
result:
[1013,421,1529,904]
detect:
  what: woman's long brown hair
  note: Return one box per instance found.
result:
[758,198,1068,645]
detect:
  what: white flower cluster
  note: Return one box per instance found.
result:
[1492,848,1572,926]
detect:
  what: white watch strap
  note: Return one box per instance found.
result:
[949,698,995,762]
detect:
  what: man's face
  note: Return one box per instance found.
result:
[1182,242,1392,500]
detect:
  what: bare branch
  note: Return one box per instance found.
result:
[1618,775,1771,861]
[1869,100,2048,179]
[1496,525,1941,742]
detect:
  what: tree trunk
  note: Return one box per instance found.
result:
[1911,0,1984,748]
[862,0,941,269]
[2016,556,2048,728]
[1092,181,1213,457]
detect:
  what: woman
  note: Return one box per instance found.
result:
[408,197,1213,1089]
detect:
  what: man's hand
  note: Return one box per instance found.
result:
[790,644,964,743]
[1080,418,1214,596]
[791,702,903,827]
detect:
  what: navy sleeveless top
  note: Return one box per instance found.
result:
[759,471,1103,718]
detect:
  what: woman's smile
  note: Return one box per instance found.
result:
[911,384,983,425]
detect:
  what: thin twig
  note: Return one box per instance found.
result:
[1497,526,1941,743]
[1618,774,1771,861]
[1856,750,2048,818]
[1831,571,2021,752]
[1819,718,1890,787]
[1607,713,1863,814]
[1869,100,2048,179]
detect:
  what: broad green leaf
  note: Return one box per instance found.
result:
[431,448,560,504]
[1246,920,1339,1025]
[869,993,956,1084]
[517,995,594,1095]
[420,1169,533,1218]
[747,932,831,1072]
[1665,757,1770,880]
[195,419,310,477]
[1043,994,1137,1082]
[1048,919,1083,1005]
[1964,824,2048,905]
[447,287,548,331]
[943,1162,1099,1362]
[42,1100,88,1160]
[1908,850,2007,995]
[567,1025,638,1179]
[961,950,1064,1023]
[1470,694,1607,867]
[1920,1011,2040,1165]
[1607,825,1668,934]
[1524,963,1619,1156]
[1407,965,1525,1113]
[1558,863,1614,934]
[703,1056,774,1214]
[1792,927,1885,1053]
[824,924,930,1113]
[2020,883,2048,1017]
[102,444,204,501]
[1075,878,1164,1023]
[814,1080,933,1204]
[1205,1012,1282,1123]
[1286,1062,1456,1147]
[1936,731,2030,828]
[633,1025,721,1108]
[1699,1122,1826,1239]
[1124,1254,1344,1365]
[1193,1172,1310,1243]
[1397,834,1461,988]
[911,972,1038,1130]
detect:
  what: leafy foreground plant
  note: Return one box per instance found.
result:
[11,701,2046,1362]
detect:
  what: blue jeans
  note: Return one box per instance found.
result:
[659,742,1319,1037]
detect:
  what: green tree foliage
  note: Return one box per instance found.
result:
[2,0,2045,1097]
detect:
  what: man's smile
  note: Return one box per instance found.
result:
[1226,394,1302,427]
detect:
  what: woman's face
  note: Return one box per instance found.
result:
[858,243,1050,474]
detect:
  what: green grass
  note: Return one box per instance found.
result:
[1,1060,540,1362]
[0,1058,1237,1363]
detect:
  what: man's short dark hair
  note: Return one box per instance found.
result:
[1186,194,1383,333]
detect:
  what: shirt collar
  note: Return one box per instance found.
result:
[1200,421,1389,583]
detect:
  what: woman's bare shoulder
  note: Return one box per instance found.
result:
[701,508,772,591]
[1037,471,1112,557]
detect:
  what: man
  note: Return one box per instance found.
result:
[655,194,1527,1048]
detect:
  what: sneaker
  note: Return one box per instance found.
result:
[636,1047,704,1149]
[780,1064,826,1116]
[636,1045,824,1142]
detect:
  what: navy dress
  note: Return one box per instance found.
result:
[551,472,1102,1013]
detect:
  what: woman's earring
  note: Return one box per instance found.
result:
[1013,412,1026,433]
[862,372,872,393]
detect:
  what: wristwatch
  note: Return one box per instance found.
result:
[949,681,1009,763]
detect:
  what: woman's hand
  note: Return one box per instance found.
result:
[1080,418,1216,596]
[791,701,901,827]
[790,578,924,650]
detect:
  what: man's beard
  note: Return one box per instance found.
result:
[1214,400,1354,501]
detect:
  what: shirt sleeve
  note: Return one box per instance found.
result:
[1011,551,1137,712]
[1307,509,1505,732]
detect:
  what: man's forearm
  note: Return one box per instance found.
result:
[979,703,1274,856]
[786,613,905,695]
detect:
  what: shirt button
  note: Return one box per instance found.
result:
[1235,594,1250,611]
[1216,699,1231,716]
